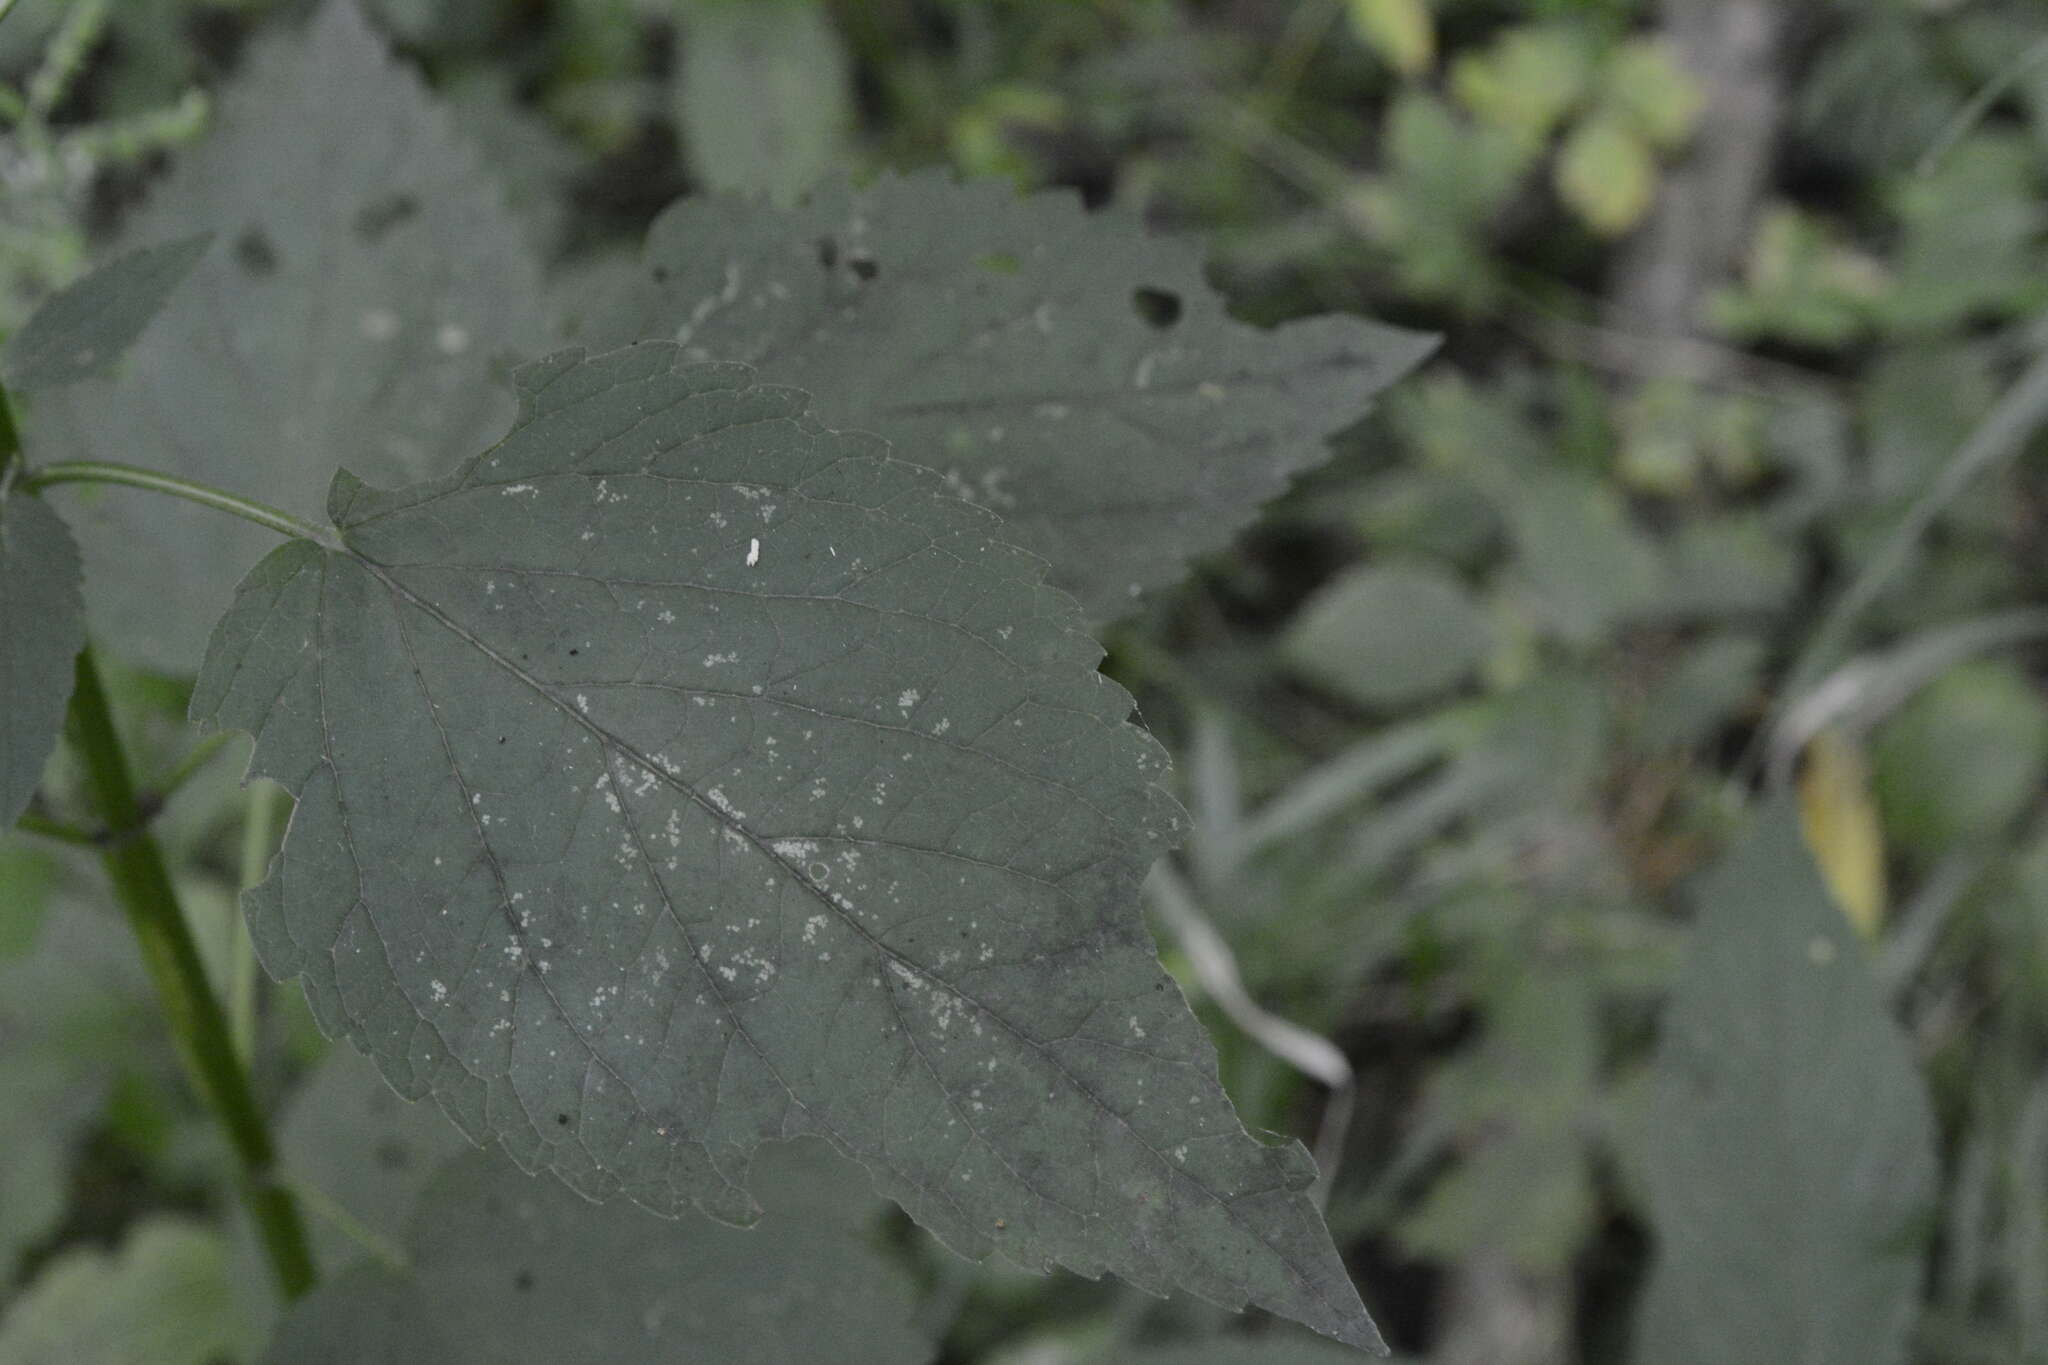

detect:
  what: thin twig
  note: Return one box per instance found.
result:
[1774,350,2048,731]
[1146,862,1355,1203]
[1917,32,2048,177]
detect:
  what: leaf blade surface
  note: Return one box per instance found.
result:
[27,0,550,671]
[568,171,1435,618]
[1633,798,1937,1365]
[262,1141,929,1365]
[195,344,1382,1351]
[0,494,84,826]
[0,233,211,392]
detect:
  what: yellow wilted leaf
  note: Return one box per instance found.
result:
[1346,0,1436,77]
[1797,728,1888,938]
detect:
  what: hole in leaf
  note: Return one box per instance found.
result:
[1132,286,1182,329]
[234,229,279,276]
[352,192,420,243]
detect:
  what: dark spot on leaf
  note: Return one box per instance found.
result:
[556,1112,570,1125]
[352,191,420,243]
[568,648,579,656]
[652,265,670,283]
[816,237,838,269]
[514,1270,534,1291]
[374,1139,410,1171]
[234,229,279,276]
[848,253,879,282]
[1132,286,1182,329]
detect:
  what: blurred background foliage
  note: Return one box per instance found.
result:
[6,0,2048,1362]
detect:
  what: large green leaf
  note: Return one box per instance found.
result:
[263,1141,929,1365]
[0,494,83,827]
[192,344,1383,1351]
[25,0,550,672]
[565,170,1434,619]
[0,234,210,392]
[0,1219,253,1365]
[1632,799,1937,1365]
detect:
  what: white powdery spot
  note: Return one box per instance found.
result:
[436,322,471,355]
[501,483,539,497]
[896,688,920,714]
[429,979,448,1003]
[358,308,399,341]
[746,537,761,567]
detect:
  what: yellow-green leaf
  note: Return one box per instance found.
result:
[1797,729,1888,939]
[1451,25,1593,145]
[1345,0,1435,76]
[1555,118,1657,236]
[1600,38,1703,151]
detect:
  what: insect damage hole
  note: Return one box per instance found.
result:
[234,228,280,276]
[352,191,420,243]
[1131,286,1183,329]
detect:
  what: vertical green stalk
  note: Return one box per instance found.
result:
[231,783,281,1062]
[65,650,316,1299]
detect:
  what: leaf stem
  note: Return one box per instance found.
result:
[14,808,99,846]
[22,460,333,545]
[151,730,240,808]
[65,648,316,1300]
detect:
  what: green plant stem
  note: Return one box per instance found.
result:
[14,809,98,846]
[231,783,281,1063]
[0,382,20,478]
[291,1179,407,1273]
[22,460,332,545]
[65,648,316,1300]
[152,730,239,807]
